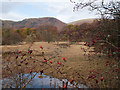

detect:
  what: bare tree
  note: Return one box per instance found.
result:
[71,0,120,19]
[70,0,120,49]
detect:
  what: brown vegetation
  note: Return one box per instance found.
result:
[2,42,118,88]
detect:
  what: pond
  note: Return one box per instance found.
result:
[2,72,87,88]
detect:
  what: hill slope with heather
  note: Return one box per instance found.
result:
[2,17,67,31]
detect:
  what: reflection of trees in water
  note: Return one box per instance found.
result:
[3,72,34,88]
[2,72,87,88]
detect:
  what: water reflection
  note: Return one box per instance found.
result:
[2,72,87,88]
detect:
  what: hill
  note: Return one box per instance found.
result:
[2,17,67,32]
[68,18,98,25]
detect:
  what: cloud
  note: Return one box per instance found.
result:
[0,1,98,23]
[46,2,98,23]
[1,12,27,21]
[1,2,34,21]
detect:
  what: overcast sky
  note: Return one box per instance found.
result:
[0,0,115,23]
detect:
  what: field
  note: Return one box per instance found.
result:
[1,41,119,88]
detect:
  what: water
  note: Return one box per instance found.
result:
[2,72,87,88]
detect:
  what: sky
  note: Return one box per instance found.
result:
[0,0,113,23]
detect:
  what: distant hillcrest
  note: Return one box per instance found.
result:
[68,18,98,25]
[2,17,98,31]
[2,17,67,31]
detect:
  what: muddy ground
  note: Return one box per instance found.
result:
[1,42,119,88]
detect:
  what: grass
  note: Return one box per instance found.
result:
[2,41,119,88]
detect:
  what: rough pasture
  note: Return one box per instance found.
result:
[2,42,118,88]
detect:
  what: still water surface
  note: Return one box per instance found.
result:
[2,72,87,88]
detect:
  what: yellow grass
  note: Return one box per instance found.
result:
[2,42,118,88]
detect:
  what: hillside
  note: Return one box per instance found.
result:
[68,18,98,25]
[2,18,99,31]
[2,17,67,31]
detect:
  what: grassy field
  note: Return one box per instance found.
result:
[2,42,118,88]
